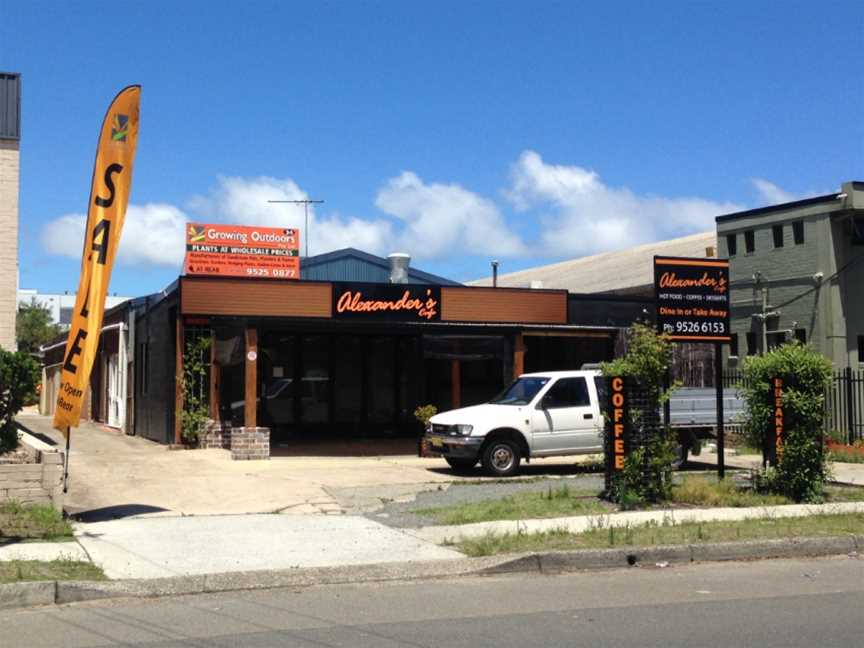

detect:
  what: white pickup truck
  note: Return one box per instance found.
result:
[423,369,743,477]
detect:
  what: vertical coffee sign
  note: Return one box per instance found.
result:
[654,256,731,342]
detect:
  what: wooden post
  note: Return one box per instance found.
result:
[174,317,184,445]
[245,327,258,428]
[513,332,525,380]
[209,335,220,421]
[451,359,461,410]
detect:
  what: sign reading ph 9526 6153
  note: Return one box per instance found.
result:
[653,256,731,343]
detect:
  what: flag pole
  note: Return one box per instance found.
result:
[63,427,71,493]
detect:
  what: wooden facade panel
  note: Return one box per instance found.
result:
[441,287,567,324]
[181,278,332,318]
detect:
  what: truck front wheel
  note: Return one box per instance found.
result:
[481,440,521,477]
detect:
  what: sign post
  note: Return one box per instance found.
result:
[654,256,731,479]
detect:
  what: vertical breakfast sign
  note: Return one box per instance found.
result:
[53,86,141,433]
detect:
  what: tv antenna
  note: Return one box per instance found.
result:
[267,199,324,257]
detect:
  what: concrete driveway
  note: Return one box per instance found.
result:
[16,414,602,520]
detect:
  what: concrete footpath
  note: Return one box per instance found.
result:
[66,500,864,579]
[75,514,462,579]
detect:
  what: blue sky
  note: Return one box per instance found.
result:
[4,1,862,296]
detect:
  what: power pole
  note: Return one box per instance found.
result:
[267,199,324,257]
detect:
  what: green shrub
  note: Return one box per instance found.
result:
[741,342,832,502]
[0,349,39,453]
[413,404,438,427]
[180,335,212,446]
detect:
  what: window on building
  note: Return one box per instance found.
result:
[746,332,758,356]
[767,332,786,350]
[793,221,805,245]
[59,307,73,325]
[859,336,864,364]
[726,234,737,257]
[745,230,755,253]
[772,224,784,248]
[730,333,739,357]
[853,218,864,246]
[795,328,807,344]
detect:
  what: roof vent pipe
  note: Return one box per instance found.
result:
[388,253,411,284]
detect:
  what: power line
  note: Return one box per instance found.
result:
[267,199,324,257]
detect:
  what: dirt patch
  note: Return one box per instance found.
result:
[0,443,38,465]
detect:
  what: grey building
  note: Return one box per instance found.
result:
[716,181,864,369]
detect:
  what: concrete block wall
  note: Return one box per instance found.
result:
[0,451,64,512]
[230,427,270,460]
[0,139,19,351]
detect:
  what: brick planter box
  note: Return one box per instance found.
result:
[230,427,270,460]
[0,449,64,511]
[201,421,232,450]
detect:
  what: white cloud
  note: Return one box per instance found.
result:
[189,175,396,256]
[375,171,525,259]
[507,150,742,256]
[41,157,749,269]
[751,178,799,205]
[40,203,187,266]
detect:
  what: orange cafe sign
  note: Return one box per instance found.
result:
[609,376,629,471]
[184,223,300,279]
[771,377,785,465]
[332,283,441,322]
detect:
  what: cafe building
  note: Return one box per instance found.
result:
[42,247,652,456]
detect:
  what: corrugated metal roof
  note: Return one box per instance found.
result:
[468,231,717,294]
[0,72,21,141]
[300,248,461,285]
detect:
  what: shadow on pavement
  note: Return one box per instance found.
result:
[69,504,172,523]
[15,420,58,446]
[423,461,605,479]
[270,438,418,457]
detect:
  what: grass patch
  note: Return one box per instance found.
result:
[0,558,105,583]
[671,477,788,507]
[0,501,73,540]
[417,478,864,525]
[415,484,613,525]
[457,512,864,556]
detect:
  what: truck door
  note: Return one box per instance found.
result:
[530,377,598,453]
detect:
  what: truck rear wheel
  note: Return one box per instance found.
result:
[673,441,689,469]
[481,440,521,477]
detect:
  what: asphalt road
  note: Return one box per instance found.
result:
[3,556,863,647]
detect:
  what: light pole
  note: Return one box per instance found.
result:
[267,199,324,257]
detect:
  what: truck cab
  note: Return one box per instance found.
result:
[424,370,604,477]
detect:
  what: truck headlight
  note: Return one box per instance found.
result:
[455,424,473,436]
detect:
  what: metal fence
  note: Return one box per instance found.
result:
[722,368,864,444]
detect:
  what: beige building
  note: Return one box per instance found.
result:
[470,231,717,296]
[0,73,21,351]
